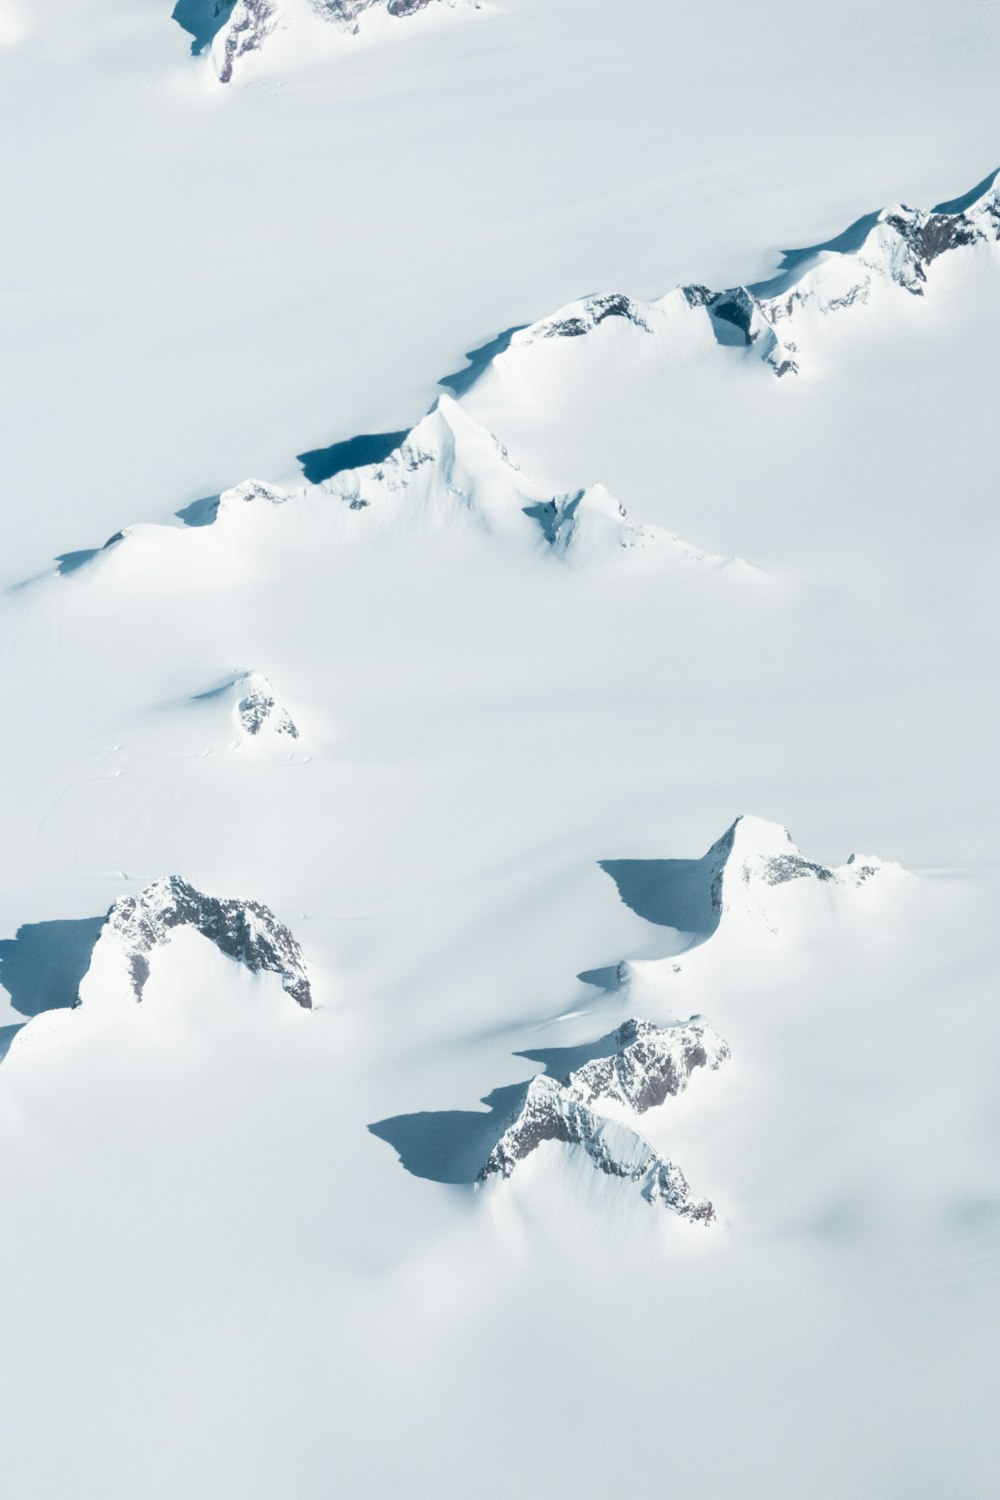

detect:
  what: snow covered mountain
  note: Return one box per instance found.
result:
[465,169,1000,390]
[7,876,311,1059]
[2,1,1000,1491]
[34,396,740,579]
[480,1074,716,1221]
[233,671,299,740]
[595,815,905,1012]
[173,0,478,82]
[477,1016,728,1218]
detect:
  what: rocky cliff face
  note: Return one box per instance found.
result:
[479,1016,728,1219]
[235,673,299,739]
[101,876,312,1007]
[565,1016,730,1115]
[199,0,469,81]
[217,0,277,83]
[480,1074,715,1221]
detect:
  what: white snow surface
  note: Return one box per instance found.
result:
[1,1,999,1497]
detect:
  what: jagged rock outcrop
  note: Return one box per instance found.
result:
[525,292,653,342]
[523,482,723,565]
[190,0,476,82]
[217,0,277,82]
[478,1015,728,1219]
[217,478,291,515]
[101,876,312,1007]
[480,1075,715,1220]
[235,672,299,739]
[706,815,888,928]
[321,0,431,30]
[495,169,1000,379]
[565,1016,729,1114]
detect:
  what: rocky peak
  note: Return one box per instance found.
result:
[102,876,312,1007]
[479,1075,715,1221]
[707,815,887,919]
[478,1014,729,1218]
[498,169,999,381]
[565,1015,730,1114]
[235,672,299,739]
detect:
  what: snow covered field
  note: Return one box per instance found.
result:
[1,2,999,1496]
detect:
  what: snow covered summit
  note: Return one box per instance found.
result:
[319,396,735,569]
[97,875,312,1008]
[478,1015,728,1219]
[485,168,1000,384]
[175,0,479,84]
[234,672,299,740]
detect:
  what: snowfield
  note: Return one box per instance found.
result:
[1,0,999,1496]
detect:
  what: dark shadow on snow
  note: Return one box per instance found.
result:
[55,532,125,576]
[932,167,999,217]
[576,964,622,991]
[55,548,101,576]
[0,916,104,1019]
[176,494,221,528]
[171,0,236,54]
[368,1081,527,1185]
[438,324,526,398]
[598,856,720,937]
[297,430,409,485]
[513,1029,620,1081]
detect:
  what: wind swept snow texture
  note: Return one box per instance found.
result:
[483,169,1000,385]
[94,877,311,1008]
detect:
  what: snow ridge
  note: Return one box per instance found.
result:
[500,169,1000,378]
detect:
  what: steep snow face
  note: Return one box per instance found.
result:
[317,395,555,545]
[706,814,895,937]
[480,1075,715,1222]
[484,170,1000,387]
[599,815,903,1008]
[95,876,312,1007]
[235,672,299,740]
[46,396,736,578]
[523,482,737,570]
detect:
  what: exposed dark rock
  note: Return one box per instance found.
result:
[479,1074,715,1221]
[565,1016,729,1115]
[103,876,312,1008]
